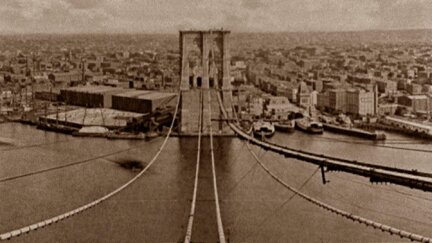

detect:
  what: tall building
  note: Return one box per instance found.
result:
[317,92,329,110]
[346,89,375,116]
[320,87,377,116]
[296,81,311,108]
[328,89,346,113]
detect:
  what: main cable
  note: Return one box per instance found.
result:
[184,90,203,243]
[208,90,226,243]
[245,141,432,242]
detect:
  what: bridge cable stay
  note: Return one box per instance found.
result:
[232,122,432,184]
[245,143,432,204]
[330,173,432,202]
[208,90,227,243]
[216,91,432,242]
[245,141,432,242]
[324,182,432,227]
[221,98,432,179]
[0,138,74,152]
[0,138,160,183]
[222,142,267,198]
[219,92,432,185]
[0,90,182,241]
[262,138,432,179]
[306,136,432,153]
[184,90,203,243]
[241,163,320,242]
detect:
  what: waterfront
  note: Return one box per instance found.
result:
[1,122,432,242]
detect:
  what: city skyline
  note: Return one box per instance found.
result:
[1,0,432,34]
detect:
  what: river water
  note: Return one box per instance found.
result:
[1,122,432,242]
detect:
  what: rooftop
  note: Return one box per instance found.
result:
[113,90,151,98]
[137,92,176,100]
[62,86,124,94]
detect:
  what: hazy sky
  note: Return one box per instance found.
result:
[1,0,432,34]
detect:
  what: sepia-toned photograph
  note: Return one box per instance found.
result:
[1,0,432,242]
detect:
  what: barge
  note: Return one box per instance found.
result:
[323,123,386,140]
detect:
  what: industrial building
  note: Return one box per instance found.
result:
[48,72,81,83]
[60,86,177,114]
[112,90,176,114]
[318,87,378,116]
[60,86,125,108]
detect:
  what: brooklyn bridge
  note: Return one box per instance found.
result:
[1,30,432,242]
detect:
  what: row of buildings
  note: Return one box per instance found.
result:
[59,85,177,114]
[249,73,379,117]
[317,87,377,116]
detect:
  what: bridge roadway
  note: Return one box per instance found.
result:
[1,90,432,241]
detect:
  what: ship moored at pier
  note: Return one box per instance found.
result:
[295,118,324,134]
[322,123,386,140]
[252,121,275,138]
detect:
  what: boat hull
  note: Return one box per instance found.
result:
[274,123,295,133]
[107,132,146,140]
[295,120,323,134]
[37,123,77,134]
[252,121,275,138]
[323,123,386,140]
[253,131,275,138]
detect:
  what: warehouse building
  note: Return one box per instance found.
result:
[112,90,177,114]
[60,86,177,114]
[60,86,125,108]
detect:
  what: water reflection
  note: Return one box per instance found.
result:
[1,123,432,242]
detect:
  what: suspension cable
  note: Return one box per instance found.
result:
[245,141,432,242]
[241,160,319,242]
[184,90,203,243]
[218,91,432,242]
[0,138,73,152]
[208,90,226,243]
[0,140,160,183]
[0,91,181,241]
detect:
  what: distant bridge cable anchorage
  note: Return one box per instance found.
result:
[0,90,181,241]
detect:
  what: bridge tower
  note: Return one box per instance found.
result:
[179,29,233,135]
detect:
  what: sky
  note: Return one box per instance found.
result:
[0,0,432,34]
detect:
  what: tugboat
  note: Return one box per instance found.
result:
[274,119,295,133]
[295,117,324,134]
[253,121,275,138]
